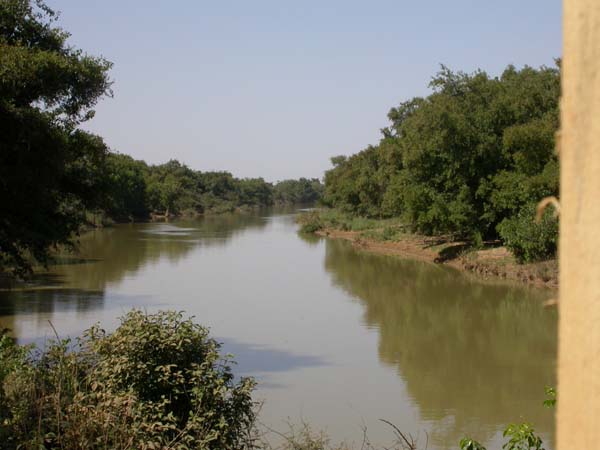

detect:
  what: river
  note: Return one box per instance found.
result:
[0,209,557,449]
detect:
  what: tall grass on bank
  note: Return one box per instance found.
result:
[297,210,404,234]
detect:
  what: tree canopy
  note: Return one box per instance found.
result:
[0,0,112,275]
[104,154,324,219]
[323,63,560,261]
[273,178,324,205]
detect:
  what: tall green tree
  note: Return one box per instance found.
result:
[145,160,196,215]
[237,177,273,206]
[0,0,112,275]
[323,63,560,261]
[273,178,323,204]
[104,153,149,219]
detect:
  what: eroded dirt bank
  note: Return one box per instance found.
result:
[316,228,558,289]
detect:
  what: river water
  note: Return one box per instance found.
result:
[0,210,557,449]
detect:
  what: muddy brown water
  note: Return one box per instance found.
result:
[0,210,557,449]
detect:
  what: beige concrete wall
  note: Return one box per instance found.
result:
[558,0,600,447]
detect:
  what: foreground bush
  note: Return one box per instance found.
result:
[0,310,256,450]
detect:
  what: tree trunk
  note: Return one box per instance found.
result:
[558,1,600,447]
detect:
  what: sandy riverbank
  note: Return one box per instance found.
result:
[316,228,558,289]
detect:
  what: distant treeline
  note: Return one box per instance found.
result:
[104,154,324,219]
[322,63,560,262]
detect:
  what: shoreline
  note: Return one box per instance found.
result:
[89,203,308,227]
[316,228,558,289]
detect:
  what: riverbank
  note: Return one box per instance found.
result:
[300,211,557,289]
[91,202,307,226]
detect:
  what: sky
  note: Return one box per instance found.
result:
[48,1,562,182]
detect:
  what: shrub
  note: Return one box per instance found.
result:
[297,211,324,233]
[0,310,256,450]
[459,423,545,450]
[502,423,545,450]
[497,203,558,263]
[459,438,487,450]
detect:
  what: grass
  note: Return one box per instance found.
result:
[297,209,405,234]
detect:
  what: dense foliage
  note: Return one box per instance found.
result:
[0,310,256,449]
[322,64,560,262]
[0,0,112,275]
[497,203,558,264]
[104,154,324,219]
[106,153,272,219]
[273,178,324,205]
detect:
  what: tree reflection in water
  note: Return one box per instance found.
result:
[323,239,557,449]
[0,214,269,341]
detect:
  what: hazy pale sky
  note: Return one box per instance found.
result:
[49,1,562,181]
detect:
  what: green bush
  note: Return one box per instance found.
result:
[459,423,546,450]
[0,310,256,450]
[497,203,558,263]
[502,423,545,450]
[297,211,324,233]
[459,438,487,450]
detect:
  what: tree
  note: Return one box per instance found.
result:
[273,178,324,204]
[322,63,560,259]
[237,177,273,206]
[0,0,112,275]
[104,153,149,219]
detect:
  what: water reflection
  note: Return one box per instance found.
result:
[323,239,557,448]
[68,214,269,290]
[0,287,104,315]
[296,230,322,246]
[221,338,326,387]
[0,214,269,339]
